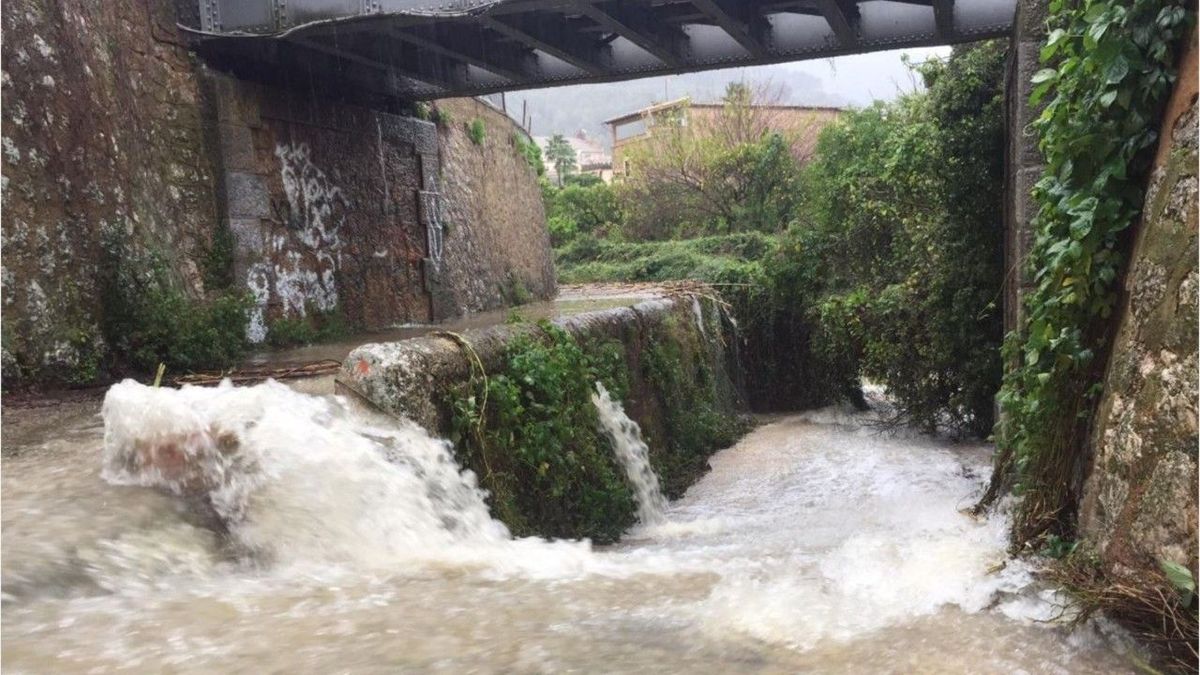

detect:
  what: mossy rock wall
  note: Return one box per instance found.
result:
[337,294,747,541]
[1078,36,1198,580]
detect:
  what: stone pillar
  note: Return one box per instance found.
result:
[1003,0,1049,341]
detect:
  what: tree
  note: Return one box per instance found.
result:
[616,81,817,239]
[544,134,577,186]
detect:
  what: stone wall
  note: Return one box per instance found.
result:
[1,0,221,383]
[336,294,744,497]
[433,98,557,315]
[1002,0,1048,341]
[1078,33,1198,577]
[1,0,554,385]
[210,75,441,340]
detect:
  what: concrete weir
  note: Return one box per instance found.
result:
[336,289,746,485]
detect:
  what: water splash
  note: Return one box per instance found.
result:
[591,382,668,525]
[100,379,592,577]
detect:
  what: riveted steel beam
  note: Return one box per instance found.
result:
[690,0,771,58]
[932,0,955,37]
[571,1,688,68]
[392,23,533,82]
[813,0,858,47]
[478,13,612,76]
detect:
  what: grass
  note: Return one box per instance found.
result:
[555,232,776,284]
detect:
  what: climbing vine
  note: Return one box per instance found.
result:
[993,0,1190,542]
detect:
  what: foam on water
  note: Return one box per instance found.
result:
[1,379,1141,672]
[100,379,594,578]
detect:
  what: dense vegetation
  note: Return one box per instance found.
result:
[446,324,637,542]
[551,42,1008,434]
[98,229,251,379]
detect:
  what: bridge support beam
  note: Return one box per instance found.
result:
[572,1,689,68]
[690,0,771,58]
[814,0,859,47]
[478,14,612,76]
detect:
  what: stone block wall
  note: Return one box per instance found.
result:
[207,75,441,341]
[1,0,222,383]
[1,0,555,385]
[1078,33,1198,576]
[1002,0,1049,340]
[433,98,557,315]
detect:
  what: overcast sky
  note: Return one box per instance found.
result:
[502,46,952,144]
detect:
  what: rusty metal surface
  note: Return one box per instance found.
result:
[190,0,1015,101]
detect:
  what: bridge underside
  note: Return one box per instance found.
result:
[190,0,1015,103]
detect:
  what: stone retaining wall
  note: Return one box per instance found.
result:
[1,0,554,386]
[1079,32,1198,577]
[336,293,746,498]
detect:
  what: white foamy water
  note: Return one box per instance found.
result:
[1,382,1143,673]
[592,381,668,525]
[99,379,594,578]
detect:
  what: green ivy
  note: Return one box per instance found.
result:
[445,323,636,542]
[995,0,1190,542]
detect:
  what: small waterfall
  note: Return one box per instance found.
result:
[591,382,668,525]
[100,379,592,575]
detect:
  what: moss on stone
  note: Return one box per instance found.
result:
[640,312,747,497]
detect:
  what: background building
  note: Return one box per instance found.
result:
[606,98,842,179]
[534,131,614,183]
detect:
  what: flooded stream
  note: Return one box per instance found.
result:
[2,381,1141,673]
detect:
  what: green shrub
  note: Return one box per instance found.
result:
[788,40,1009,435]
[446,323,635,542]
[266,305,350,349]
[467,118,486,145]
[98,229,250,376]
[513,133,545,176]
[542,180,623,246]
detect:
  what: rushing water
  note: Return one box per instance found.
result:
[592,382,668,526]
[2,380,1143,673]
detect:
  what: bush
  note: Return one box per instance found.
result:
[100,233,251,375]
[542,180,622,246]
[513,133,545,176]
[788,41,1008,436]
[467,118,486,145]
[446,323,636,542]
[266,305,350,349]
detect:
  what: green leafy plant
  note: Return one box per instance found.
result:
[100,229,251,375]
[513,133,545,176]
[266,305,350,349]
[445,323,635,542]
[1161,560,1197,607]
[990,0,1190,541]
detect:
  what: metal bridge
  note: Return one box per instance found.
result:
[189,0,1016,102]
